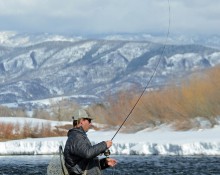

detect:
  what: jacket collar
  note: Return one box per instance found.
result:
[67,126,86,137]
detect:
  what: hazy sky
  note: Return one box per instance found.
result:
[0,0,219,36]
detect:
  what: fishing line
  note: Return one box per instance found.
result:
[111,0,171,141]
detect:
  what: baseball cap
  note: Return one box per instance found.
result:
[72,109,94,120]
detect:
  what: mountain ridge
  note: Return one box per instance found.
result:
[0,34,220,109]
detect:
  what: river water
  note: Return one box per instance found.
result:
[0,155,220,175]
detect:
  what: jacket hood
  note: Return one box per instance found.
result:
[67,126,86,137]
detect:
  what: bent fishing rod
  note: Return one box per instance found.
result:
[110,0,171,142]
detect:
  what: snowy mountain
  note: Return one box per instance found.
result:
[0,32,220,108]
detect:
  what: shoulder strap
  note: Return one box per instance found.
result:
[59,145,68,175]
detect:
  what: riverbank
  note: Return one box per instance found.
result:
[1,124,220,155]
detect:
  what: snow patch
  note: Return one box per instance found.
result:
[1,122,220,155]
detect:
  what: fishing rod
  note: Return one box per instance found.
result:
[110,0,171,142]
[104,0,171,158]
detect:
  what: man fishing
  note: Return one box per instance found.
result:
[64,108,117,175]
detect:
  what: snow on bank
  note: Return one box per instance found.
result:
[1,124,220,156]
[0,117,70,127]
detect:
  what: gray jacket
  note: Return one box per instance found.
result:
[64,127,109,175]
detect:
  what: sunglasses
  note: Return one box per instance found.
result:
[84,118,92,123]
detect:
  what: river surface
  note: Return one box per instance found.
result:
[0,155,220,175]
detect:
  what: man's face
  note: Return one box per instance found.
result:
[80,118,92,132]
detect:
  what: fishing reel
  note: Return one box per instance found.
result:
[104,149,111,157]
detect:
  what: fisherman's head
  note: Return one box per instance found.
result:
[72,108,93,132]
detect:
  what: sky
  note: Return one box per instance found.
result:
[0,0,220,36]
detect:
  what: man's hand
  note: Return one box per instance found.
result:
[106,158,117,167]
[105,140,112,148]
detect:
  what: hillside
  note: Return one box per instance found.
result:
[0,34,220,110]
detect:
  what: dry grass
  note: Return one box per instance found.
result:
[90,65,220,131]
[0,121,67,141]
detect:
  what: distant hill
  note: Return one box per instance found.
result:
[0,32,220,109]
